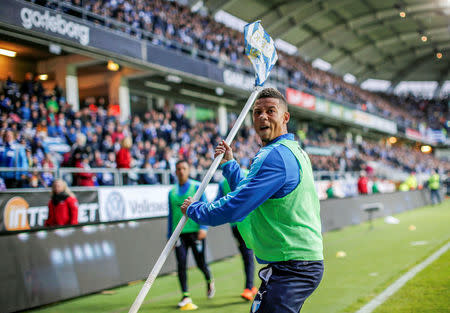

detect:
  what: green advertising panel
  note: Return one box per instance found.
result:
[329,103,343,118]
[315,97,329,113]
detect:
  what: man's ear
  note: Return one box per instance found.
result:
[284,111,290,124]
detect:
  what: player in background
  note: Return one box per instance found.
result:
[168,160,215,308]
[216,172,257,301]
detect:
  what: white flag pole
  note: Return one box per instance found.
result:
[128,86,262,313]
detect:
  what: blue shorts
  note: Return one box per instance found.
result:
[250,260,324,313]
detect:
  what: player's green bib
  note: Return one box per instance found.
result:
[169,181,201,234]
[237,139,323,261]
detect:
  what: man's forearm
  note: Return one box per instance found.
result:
[222,160,243,191]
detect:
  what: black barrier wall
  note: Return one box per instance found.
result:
[0,219,238,312]
[320,189,429,232]
[0,190,433,312]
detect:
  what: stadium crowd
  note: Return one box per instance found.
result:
[1,75,448,190]
[28,0,449,132]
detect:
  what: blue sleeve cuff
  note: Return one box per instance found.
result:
[220,159,236,169]
[186,201,212,225]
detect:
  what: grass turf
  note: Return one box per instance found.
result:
[372,249,450,313]
[30,200,449,313]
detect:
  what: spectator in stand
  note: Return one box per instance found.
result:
[19,72,34,97]
[0,130,28,188]
[112,123,126,143]
[116,136,133,185]
[99,151,117,186]
[75,155,95,186]
[45,179,79,227]
[41,153,55,187]
[140,161,158,185]
[357,171,369,195]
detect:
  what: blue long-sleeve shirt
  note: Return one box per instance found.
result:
[187,133,301,227]
[214,167,244,201]
[167,179,208,238]
[0,141,28,180]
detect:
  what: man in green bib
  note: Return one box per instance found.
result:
[216,172,257,301]
[168,160,215,308]
[428,169,441,205]
[182,88,324,313]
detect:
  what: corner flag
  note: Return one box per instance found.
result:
[244,21,278,86]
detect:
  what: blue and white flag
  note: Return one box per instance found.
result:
[244,21,278,86]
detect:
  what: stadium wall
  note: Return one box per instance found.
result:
[0,188,433,312]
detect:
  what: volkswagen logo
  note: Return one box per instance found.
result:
[105,192,125,221]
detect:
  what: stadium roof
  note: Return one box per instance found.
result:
[204,0,450,85]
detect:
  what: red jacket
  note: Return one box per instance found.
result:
[358,176,369,194]
[75,160,95,186]
[116,147,131,169]
[45,196,79,226]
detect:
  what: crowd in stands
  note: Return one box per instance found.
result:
[302,125,446,175]
[28,0,449,132]
[0,74,259,188]
[1,74,448,190]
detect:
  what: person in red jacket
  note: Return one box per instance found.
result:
[357,171,369,195]
[116,137,132,168]
[116,137,133,185]
[45,179,79,226]
[75,156,95,186]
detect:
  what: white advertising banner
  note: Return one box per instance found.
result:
[98,184,219,222]
[353,111,397,134]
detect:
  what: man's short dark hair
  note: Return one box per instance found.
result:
[176,159,189,167]
[255,88,288,112]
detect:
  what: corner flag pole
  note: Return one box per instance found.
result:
[128,21,277,313]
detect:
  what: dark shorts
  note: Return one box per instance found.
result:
[251,260,324,313]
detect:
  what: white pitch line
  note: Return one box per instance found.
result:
[355,242,449,313]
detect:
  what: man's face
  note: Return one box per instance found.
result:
[5,131,13,143]
[252,97,290,145]
[176,162,190,184]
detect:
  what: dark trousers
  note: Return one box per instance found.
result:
[251,260,324,313]
[175,232,211,293]
[430,189,442,205]
[4,178,20,188]
[232,225,255,289]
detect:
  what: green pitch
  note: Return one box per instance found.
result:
[31,200,449,313]
[373,248,449,313]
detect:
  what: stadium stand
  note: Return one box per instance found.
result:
[0,75,448,190]
[0,0,447,191]
[26,0,448,131]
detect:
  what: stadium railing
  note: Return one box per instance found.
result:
[0,166,172,186]
[0,166,365,188]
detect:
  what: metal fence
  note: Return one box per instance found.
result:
[0,166,229,187]
[0,166,171,187]
[0,166,363,188]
